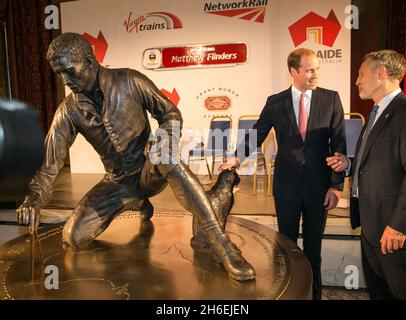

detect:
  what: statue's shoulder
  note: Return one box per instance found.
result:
[56,93,78,115]
[99,67,146,85]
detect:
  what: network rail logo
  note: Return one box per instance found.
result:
[204,0,268,23]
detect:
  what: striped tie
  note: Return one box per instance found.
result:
[351,105,379,197]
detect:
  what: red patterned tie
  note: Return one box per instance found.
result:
[299,92,307,141]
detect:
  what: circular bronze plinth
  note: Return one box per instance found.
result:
[0,212,312,300]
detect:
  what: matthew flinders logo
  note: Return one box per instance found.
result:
[204,0,268,23]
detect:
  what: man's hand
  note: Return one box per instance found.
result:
[16,200,40,233]
[380,226,406,254]
[326,152,349,173]
[323,188,341,210]
[219,157,241,172]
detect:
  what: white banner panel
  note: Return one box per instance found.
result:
[61,0,350,174]
[269,0,351,108]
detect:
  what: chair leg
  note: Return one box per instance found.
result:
[204,157,212,181]
[267,160,272,196]
[262,157,268,175]
[253,159,258,195]
[211,156,215,181]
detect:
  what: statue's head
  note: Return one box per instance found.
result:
[47,33,99,93]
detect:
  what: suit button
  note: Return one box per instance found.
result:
[359,171,364,175]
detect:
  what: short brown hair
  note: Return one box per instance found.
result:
[287,48,316,72]
[362,50,406,81]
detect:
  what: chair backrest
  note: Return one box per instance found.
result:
[207,116,232,151]
[263,128,278,160]
[344,112,365,124]
[234,115,279,159]
[234,116,259,157]
[345,118,363,158]
[237,117,258,144]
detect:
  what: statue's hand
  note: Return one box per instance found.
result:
[16,199,40,232]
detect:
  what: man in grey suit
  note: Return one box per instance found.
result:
[327,50,406,299]
[221,48,346,299]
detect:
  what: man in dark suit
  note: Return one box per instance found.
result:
[327,50,406,299]
[220,48,346,299]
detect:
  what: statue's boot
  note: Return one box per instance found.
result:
[162,162,255,281]
[139,198,154,221]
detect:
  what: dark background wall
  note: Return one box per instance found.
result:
[0,0,405,130]
[351,0,405,118]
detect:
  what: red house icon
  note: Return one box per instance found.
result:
[288,10,341,47]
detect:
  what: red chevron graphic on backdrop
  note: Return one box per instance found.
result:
[161,88,180,107]
[206,7,266,23]
[83,31,108,63]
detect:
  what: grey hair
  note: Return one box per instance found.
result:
[363,50,406,81]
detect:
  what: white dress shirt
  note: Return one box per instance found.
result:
[291,85,312,126]
[372,88,401,127]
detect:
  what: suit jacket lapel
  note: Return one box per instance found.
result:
[351,120,367,171]
[305,88,320,144]
[359,94,401,165]
[284,88,301,137]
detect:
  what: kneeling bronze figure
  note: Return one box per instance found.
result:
[16,33,255,282]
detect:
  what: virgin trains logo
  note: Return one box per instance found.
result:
[124,11,183,33]
[288,10,341,47]
[204,0,268,23]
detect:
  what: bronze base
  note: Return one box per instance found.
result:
[0,212,312,300]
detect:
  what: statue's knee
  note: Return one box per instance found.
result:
[62,221,91,250]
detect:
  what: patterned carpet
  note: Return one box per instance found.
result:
[322,286,370,300]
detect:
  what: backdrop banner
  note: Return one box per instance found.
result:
[61,0,350,174]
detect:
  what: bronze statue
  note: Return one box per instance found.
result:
[191,168,240,251]
[16,33,255,281]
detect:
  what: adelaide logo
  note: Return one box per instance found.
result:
[289,10,344,63]
[288,10,341,47]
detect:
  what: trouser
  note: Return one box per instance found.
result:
[274,186,327,300]
[62,153,184,248]
[361,234,406,299]
[62,171,155,249]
